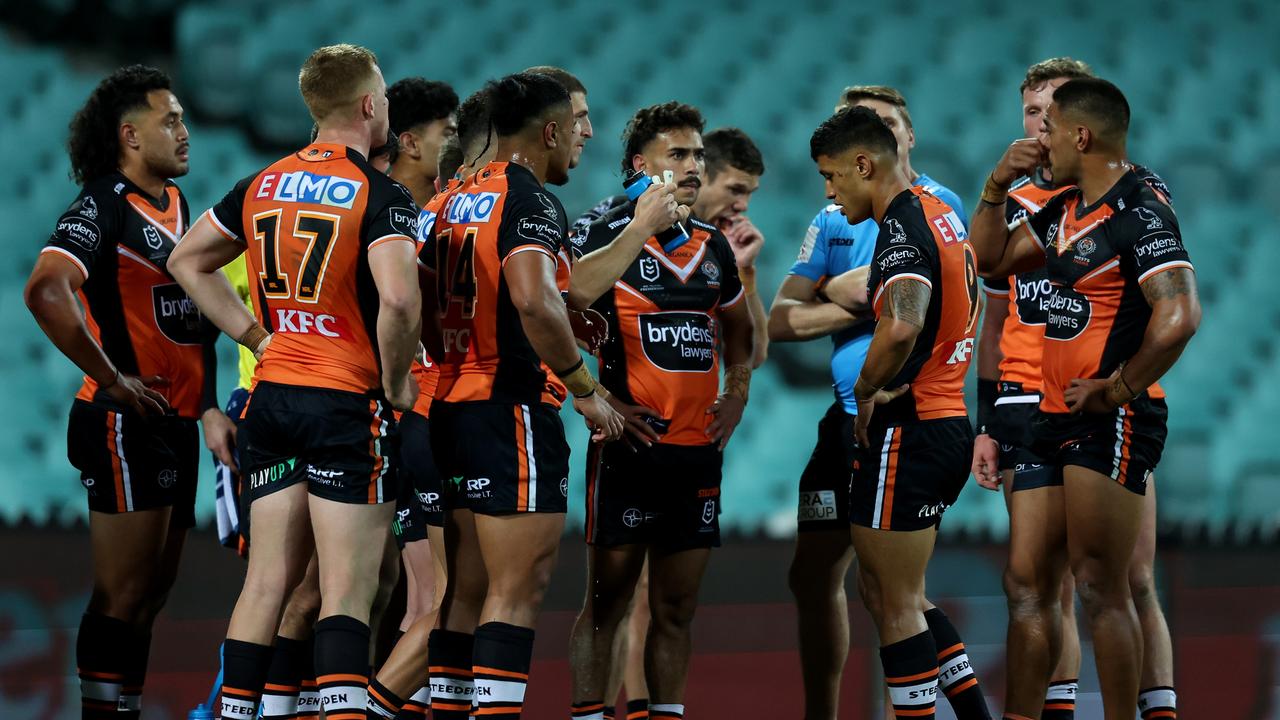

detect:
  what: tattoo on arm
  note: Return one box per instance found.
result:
[1141,268,1195,304]
[723,363,751,401]
[885,279,930,328]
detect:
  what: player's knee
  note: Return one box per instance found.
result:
[1128,565,1157,611]
[90,580,153,625]
[1072,559,1128,615]
[649,587,699,631]
[855,570,883,620]
[1002,562,1054,615]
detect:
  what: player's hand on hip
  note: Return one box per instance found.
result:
[705,393,746,451]
[993,138,1046,186]
[724,217,765,268]
[568,308,609,353]
[634,181,684,237]
[575,391,625,443]
[605,394,662,448]
[105,373,171,416]
[853,384,910,448]
[385,372,419,412]
[252,333,273,361]
[1064,377,1116,415]
[202,407,238,472]
[973,433,1002,491]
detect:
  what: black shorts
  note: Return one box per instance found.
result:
[238,381,398,506]
[430,400,570,515]
[850,417,974,532]
[1028,395,1168,496]
[585,441,722,550]
[987,384,1055,491]
[394,410,444,548]
[797,402,856,532]
[67,399,199,528]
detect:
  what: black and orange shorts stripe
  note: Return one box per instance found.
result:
[429,400,569,515]
[67,399,199,527]
[238,381,398,507]
[850,417,973,532]
[1027,395,1167,496]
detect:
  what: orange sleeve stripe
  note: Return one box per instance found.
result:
[500,245,556,267]
[473,665,530,680]
[204,208,240,242]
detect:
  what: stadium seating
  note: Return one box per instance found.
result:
[1,0,1276,537]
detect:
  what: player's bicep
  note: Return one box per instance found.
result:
[171,214,247,274]
[502,249,561,314]
[368,237,420,310]
[882,276,932,329]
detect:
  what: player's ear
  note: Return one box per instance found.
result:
[1076,124,1091,152]
[542,120,558,149]
[631,154,647,174]
[120,121,140,151]
[398,130,418,159]
[855,152,873,180]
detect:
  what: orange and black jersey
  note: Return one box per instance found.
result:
[574,206,744,445]
[406,179,460,418]
[866,186,978,424]
[42,172,210,418]
[207,143,419,395]
[420,161,570,408]
[1013,170,1191,414]
[985,166,1172,393]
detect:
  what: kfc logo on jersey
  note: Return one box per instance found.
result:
[444,191,499,224]
[946,337,975,365]
[257,171,364,209]
[274,309,345,338]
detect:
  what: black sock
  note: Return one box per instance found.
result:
[925,608,990,719]
[571,700,606,719]
[221,638,274,718]
[1043,678,1078,719]
[472,622,535,719]
[428,629,474,719]
[1139,686,1177,719]
[261,636,309,719]
[118,626,150,719]
[314,615,371,718]
[296,637,320,718]
[604,704,617,720]
[881,630,939,719]
[625,698,650,720]
[76,613,131,719]
[367,676,406,718]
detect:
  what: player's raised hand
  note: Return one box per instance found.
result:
[992,138,1047,187]
[633,181,686,237]
[973,433,1002,490]
[568,308,609,353]
[104,372,171,416]
[724,217,765,268]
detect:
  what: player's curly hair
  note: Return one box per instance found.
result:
[839,85,912,129]
[704,127,765,179]
[388,77,459,137]
[810,105,898,162]
[620,101,705,174]
[486,72,570,137]
[456,89,492,163]
[67,64,171,185]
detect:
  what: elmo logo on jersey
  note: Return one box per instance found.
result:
[639,312,716,372]
[257,171,363,209]
[445,191,499,224]
[1045,287,1091,340]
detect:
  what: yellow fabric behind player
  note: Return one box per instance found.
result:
[222,255,257,390]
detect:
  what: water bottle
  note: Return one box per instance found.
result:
[622,169,689,252]
[187,703,215,720]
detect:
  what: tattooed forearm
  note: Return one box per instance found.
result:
[1141,268,1196,304]
[723,363,751,401]
[885,278,930,328]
